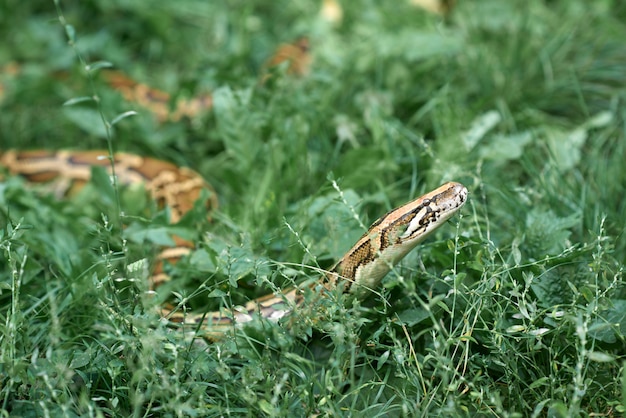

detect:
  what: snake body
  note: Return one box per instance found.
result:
[1,45,467,336]
[1,148,467,336]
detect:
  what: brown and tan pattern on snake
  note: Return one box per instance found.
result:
[0,150,216,288]
[1,150,467,338]
[103,71,214,123]
[165,182,467,336]
[1,37,312,123]
[0,150,217,223]
[1,39,467,338]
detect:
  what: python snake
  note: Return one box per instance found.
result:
[1,40,467,337]
[0,149,467,337]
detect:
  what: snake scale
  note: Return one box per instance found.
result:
[0,40,467,338]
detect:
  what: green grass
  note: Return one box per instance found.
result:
[1,0,625,416]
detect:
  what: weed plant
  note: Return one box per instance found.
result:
[1,0,625,416]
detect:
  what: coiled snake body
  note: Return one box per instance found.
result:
[0,149,467,337]
[1,48,467,336]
